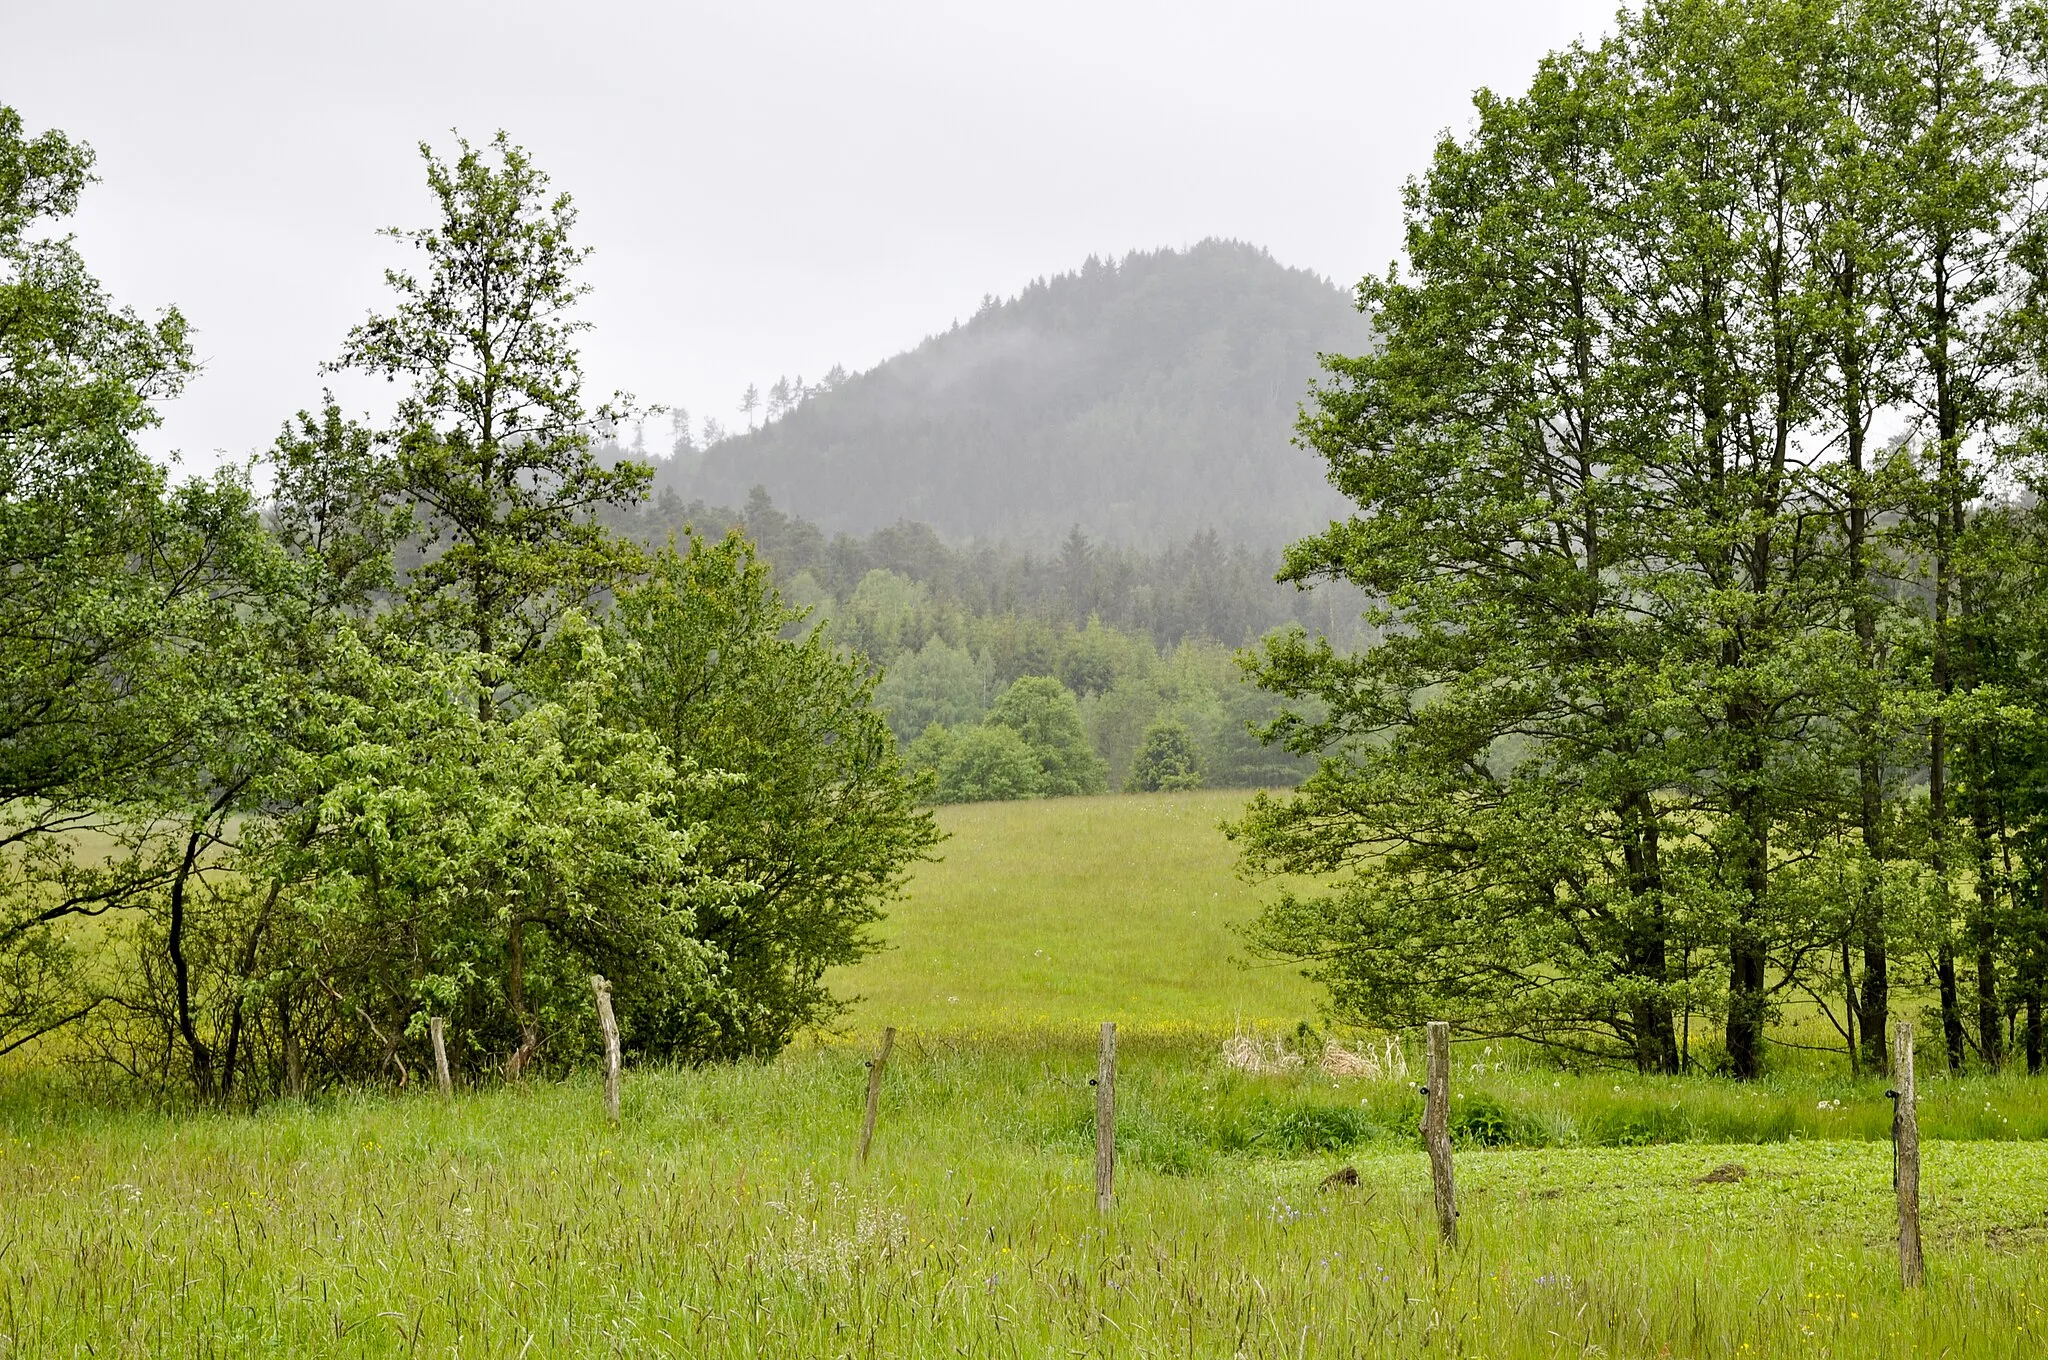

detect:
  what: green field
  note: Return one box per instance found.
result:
[5,791,2048,1357]
[830,790,1317,1032]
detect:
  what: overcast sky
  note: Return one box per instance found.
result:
[5,1,1620,470]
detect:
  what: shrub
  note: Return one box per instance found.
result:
[1127,718,1204,792]
[1451,1094,1536,1147]
[910,724,1047,804]
[1253,1102,1380,1153]
[986,676,1107,796]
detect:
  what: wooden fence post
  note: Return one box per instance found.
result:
[859,1026,896,1165]
[430,1016,453,1099]
[1892,1020,1922,1288]
[1095,1021,1118,1212]
[282,1000,306,1099]
[591,976,621,1124]
[1423,1020,1458,1246]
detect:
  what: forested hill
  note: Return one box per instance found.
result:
[656,241,1370,548]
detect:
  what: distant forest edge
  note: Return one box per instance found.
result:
[600,487,1359,798]
[641,241,1370,548]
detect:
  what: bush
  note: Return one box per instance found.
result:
[986,676,1107,795]
[1127,718,1204,791]
[1451,1094,1538,1147]
[910,723,1047,804]
[1252,1102,1380,1153]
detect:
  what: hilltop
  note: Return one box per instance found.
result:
[658,241,1370,548]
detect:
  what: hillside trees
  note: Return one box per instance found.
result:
[667,241,1369,546]
[1238,0,2048,1076]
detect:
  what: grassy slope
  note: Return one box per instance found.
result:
[831,790,1318,1033]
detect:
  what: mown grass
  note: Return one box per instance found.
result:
[829,790,1318,1031]
[5,1039,2048,1358]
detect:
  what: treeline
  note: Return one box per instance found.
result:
[602,489,1337,796]
[0,119,936,1097]
[1239,0,2048,1079]
[606,486,1370,655]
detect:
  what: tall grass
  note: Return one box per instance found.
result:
[5,1039,2048,1357]
[9,792,2048,1354]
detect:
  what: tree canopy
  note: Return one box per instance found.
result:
[0,115,937,1097]
[1236,0,2048,1078]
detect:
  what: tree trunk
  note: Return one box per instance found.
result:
[1860,937,1890,1076]
[1976,940,2003,1072]
[281,998,305,1098]
[1931,719,1965,1070]
[1623,803,1680,1075]
[2028,990,2042,1077]
[1937,943,1965,1072]
[1725,737,1770,1080]
[1841,247,1891,1078]
[1727,938,1768,1080]
[1841,938,1859,1077]
[2034,875,2048,1076]
[167,825,213,1099]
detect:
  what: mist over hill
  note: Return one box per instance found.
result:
[656,241,1369,548]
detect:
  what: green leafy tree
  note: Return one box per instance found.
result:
[1875,0,2039,1072]
[606,533,941,1057]
[874,637,986,743]
[910,723,1048,804]
[1235,30,1704,1072]
[1233,0,2048,1077]
[1127,719,1203,792]
[0,107,270,1059]
[330,131,647,714]
[986,676,1106,796]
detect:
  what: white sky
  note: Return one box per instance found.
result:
[5,0,1621,470]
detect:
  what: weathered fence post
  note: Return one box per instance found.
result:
[1422,1020,1458,1246]
[430,1016,453,1099]
[282,1000,306,1099]
[1891,1020,1922,1288]
[1095,1021,1118,1212]
[859,1026,896,1165]
[591,976,621,1124]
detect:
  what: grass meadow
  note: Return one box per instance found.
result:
[828,790,1317,1031]
[4,790,2047,1357]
